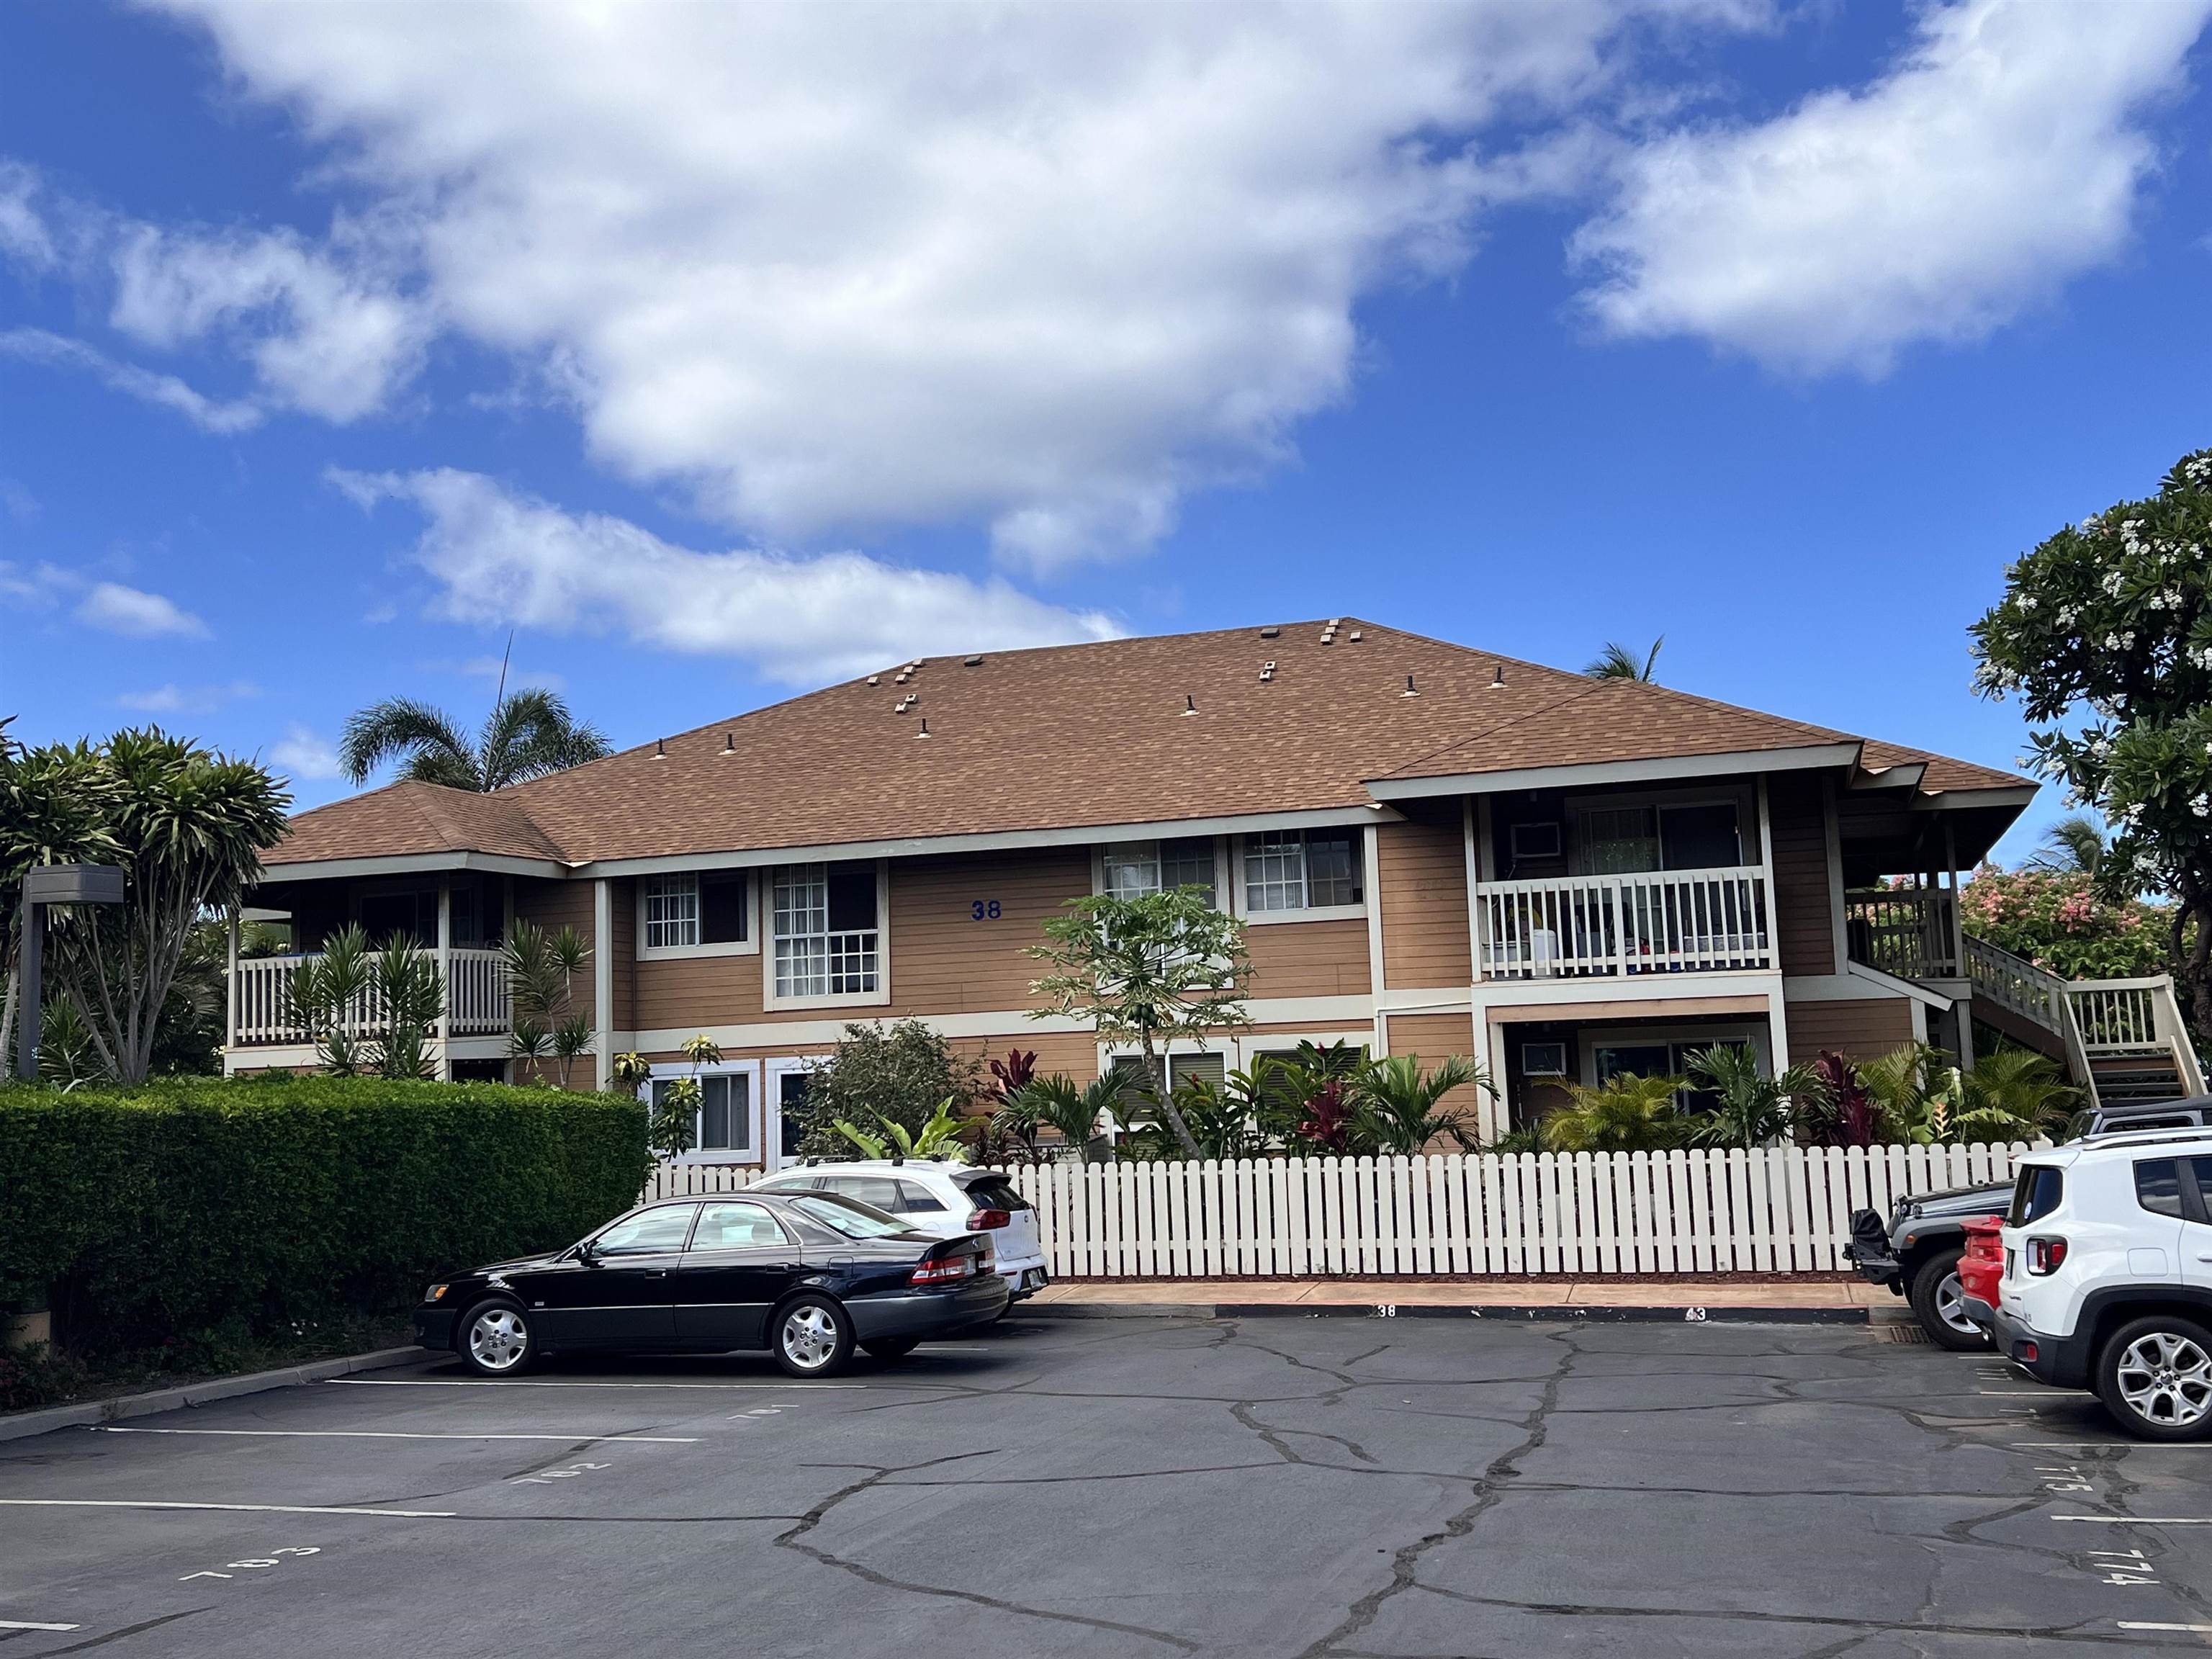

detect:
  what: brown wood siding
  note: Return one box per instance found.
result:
[608,877,636,1033]
[1377,818,1471,989]
[513,877,598,1030]
[1245,918,1371,999]
[1768,773,1835,976]
[1786,996,1915,1063]
[1385,1012,1486,1139]
[884,848,1092,1017]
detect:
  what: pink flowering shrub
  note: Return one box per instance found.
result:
[1961,866,2174,980]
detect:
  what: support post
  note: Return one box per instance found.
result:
[593,878,613,1092]
[1364,820,1387,1058]
[225,907,240,1056]
[435,879,452,1082]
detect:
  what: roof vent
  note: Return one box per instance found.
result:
[963,655,983,667]
[721,732,737,756]
[1181,694,1197,717]
[1490,662,1506,689]
[894,673,909,685]
[1259,660,1277,683]
[1402,675,1419,698]
[1260,626,1280,639]
[916,718,932,739]
[653,738,667,758]
[1347,629,1362,642]
[866,675,880,686]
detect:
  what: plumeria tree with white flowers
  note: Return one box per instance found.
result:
[1972,447,2212,1029]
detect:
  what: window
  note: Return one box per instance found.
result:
[592,1204,699,1254]
[1109,1051,1226,1110]
[958,1173,1033,1213]
[819,1174,904,1211]
[691,1202,788,1249]
[772,862,880,1000]
[1243,831,1362,914]
[2136,1159,2184,1218]
[641,871,752,956]
[1102,837,1216,902]
[788,1192,917,1239]
[1573,801,1744,876]
[2010,1165,2065,1227]
[896,1181,950,1213]
[650,1072,752,1154]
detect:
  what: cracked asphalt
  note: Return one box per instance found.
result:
[5,1315,2212,1655]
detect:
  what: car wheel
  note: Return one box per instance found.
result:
[773,1294,854,1378]
[862,1336,920,1361]
[457,1299,536,1377]
[2096,1316,2212,1441]
[1908,1249,1986,1352]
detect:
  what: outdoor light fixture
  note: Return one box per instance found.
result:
[14,863,124,1081]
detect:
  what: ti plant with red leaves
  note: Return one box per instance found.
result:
[1811,1049,1878,1147]
[1294,1079,1358,1155]
[989,1048,1038,1102]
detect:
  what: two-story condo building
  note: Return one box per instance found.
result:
[228,619,2062,1165]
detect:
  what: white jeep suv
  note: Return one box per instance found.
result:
[1995,1128,2212,1439]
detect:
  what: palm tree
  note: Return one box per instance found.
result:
[1681,1043,1820,1150]
[1350,1053,1490,1154]
[1584,637,1663,682]
[1542,1072,1688,1152]
[340,689,611,791]
[1959,1046,2078,1141]
[2027,813,2106,876]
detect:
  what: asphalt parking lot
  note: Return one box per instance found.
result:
[5,1314,2212,1656]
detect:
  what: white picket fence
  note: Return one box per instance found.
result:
[1002,1143,2038,1280]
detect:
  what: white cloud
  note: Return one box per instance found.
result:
[0,327,262,433]
[1572,0,2212,374]
[76,580,210,639]
[114,681,260,715]
[270,723,343,781]
[0,559,72,608]
[333,466,1124,682]
[0,161,54,269]
[109,222,425,423]
[154,2,1678,565]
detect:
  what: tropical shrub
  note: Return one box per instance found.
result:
[287,925,444,1079]
[999,1073,1119,1163]
[1349,1054,1490,1154]
[1680,1044,1818,1151]
[831,1097,967,1160]
[793,1020,984,1157]
[503,919,595,1087]
[0,1075,648,1354]
[1541,1073,1688,1153]
[1959,866,2170,981]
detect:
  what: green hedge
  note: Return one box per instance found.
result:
[0,1076,649,1352]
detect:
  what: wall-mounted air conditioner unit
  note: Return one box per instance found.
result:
[1509,822,1562,861]
[1521,1041,1568,1078]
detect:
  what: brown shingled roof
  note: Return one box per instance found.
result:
[262,619,2029,868]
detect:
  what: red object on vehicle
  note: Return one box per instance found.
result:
[1959,1215,2005,1314]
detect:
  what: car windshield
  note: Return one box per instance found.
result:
[788,1192,920,1239]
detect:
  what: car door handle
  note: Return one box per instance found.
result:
[644,1267,669,1277]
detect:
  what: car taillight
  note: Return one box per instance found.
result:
[911,1252,977,1285]
[967,1208,1012,1230]
[2026,1237,2069,1275]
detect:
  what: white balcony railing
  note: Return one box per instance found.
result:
[230,946,513,1047]
[1475,866,1772,980]
[1845,886,1959,980]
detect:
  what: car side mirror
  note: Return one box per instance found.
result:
[575,1240,600,1264]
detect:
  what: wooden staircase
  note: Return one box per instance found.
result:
[1965,935,2207,1110]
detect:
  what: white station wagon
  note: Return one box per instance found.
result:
[751,1159,1050,1305]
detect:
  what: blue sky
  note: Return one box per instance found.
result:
[4,1,2210,865]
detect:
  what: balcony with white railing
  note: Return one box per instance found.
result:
[1474,866,1773,981]
[1845,885,1960,981]
[229,947,513,1048]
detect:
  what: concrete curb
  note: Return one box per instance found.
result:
[0,1345,426,1443]
[1017,1302,1868,1326]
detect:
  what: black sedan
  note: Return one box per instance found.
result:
[414,1190,1010,1378]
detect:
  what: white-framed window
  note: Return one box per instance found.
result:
[638,871,755,959]
[1241,830,1362,916]
[768,861,886,1006]
[1100,835,1218,902]
[640,1059,764,1162]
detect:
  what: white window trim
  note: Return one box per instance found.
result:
[636,871,760,961]
[762,859,892,1011]
[1089,836,1229,907]
[765,1053,832,1171]
[638,1058,765,1165]
[1228,832,1368,925]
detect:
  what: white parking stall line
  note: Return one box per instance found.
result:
[329,1379,876,1391]
[2121,1622,2212,1633]
[2053,1514,2212,1525]
[0,1622,81,1632]
[91,1427,701,1443]
[2014,1442,2202,1450]
[0,1499,455,1518]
